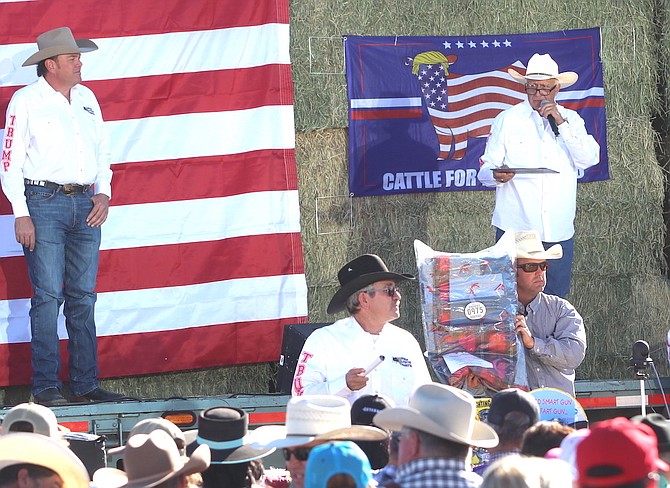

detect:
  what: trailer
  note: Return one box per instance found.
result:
[3,375,669,471]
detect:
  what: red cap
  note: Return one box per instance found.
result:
[577,417,670,487]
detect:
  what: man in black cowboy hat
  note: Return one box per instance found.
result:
[0,27,123,405]
[291,254,431,406]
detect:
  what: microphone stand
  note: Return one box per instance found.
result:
[631,340,653,416]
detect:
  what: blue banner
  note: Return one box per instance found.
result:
[345,28,609,197]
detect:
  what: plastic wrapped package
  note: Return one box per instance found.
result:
[414,236,528,396]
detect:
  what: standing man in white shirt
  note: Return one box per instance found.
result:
[477,53,600,298]
[292,254,432,406]
[0,27,124,405]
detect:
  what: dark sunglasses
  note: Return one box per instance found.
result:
[282,447,312,461]
[517,261,549,273]
[364,285,398,298]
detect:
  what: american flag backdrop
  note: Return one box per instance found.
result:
[0,0,308,386]
[345,29,609,197]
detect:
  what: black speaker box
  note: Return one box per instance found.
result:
[63,432,106,478]
[276,323,330,394]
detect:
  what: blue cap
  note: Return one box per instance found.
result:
[305,441,372,488]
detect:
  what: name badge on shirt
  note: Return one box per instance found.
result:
[393,357,412,367]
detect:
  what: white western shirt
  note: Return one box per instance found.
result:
[291,316,432,406]
[477,100,599,242]
[1,76,112,217]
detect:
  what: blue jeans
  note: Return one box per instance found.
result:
[495,228,574,299]
[24,185,101,397]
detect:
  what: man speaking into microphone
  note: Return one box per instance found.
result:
[477,53,600,298]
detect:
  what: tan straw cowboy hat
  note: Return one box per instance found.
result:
[23,26,98,67]
[508,53,578,88]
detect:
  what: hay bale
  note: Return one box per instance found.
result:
[291,0,670,386]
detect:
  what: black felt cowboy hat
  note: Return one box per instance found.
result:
[326,254,414,314]
[184,407,275,464]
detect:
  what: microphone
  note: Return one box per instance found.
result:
[540,100,560,137]
[631,340,652,370]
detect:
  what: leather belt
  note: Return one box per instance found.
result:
[24,179,91,195]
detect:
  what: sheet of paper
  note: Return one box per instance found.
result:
[443,351,494,372]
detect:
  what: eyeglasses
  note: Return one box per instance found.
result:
[524,84,557,96]
[364,286,398,298]
[282,447,312,461]
[517,262,549,273]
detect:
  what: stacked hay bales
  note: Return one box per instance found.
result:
[291,0,670,385]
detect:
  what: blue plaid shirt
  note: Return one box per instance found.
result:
[392,458,482,488]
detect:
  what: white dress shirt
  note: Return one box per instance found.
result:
[292,316,432,406]
[477,100,599,242]
[0,76,112,217]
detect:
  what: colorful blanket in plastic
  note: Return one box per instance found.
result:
[414,237,527,394]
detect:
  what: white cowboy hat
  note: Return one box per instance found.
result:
[93,430,210,488]
[515,231,563,260]
[508,53,578,88]
[23,26,98,67]
[373,383,499,449]
[0,432,90,488]
[250,395,388,450]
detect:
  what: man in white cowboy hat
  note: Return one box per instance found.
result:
[373,382,499,488]
[0,432,90,488]
[291,254,431,406]
[251,395,387,488]
[93,430,210,488]
[513,230,586,396]
[477,52,600,299]
[0,27,123,405]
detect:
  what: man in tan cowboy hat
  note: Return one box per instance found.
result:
[513,230,586,396]
[0,27,123,405]
[0,432,90,488]
[93,430,210,488]
[373,382,499,488]
[291,254,431,406]
[251,395,387,488]
[477,52,600,299]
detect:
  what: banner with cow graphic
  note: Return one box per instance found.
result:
[344,28,609,197]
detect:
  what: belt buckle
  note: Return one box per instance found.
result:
[62,184,74,195]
